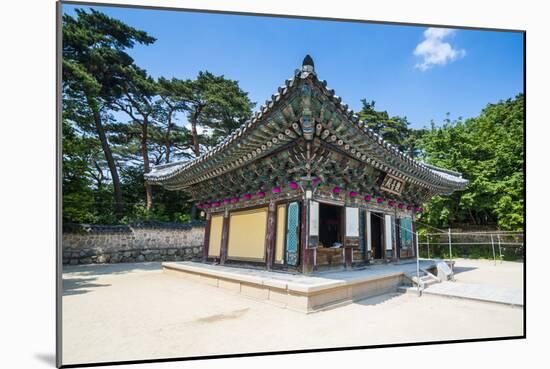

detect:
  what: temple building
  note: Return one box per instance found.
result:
[145,55,468,274]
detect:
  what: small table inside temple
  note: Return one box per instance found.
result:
[316,246,344,266]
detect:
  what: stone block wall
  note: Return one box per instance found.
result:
[62,221,205,265]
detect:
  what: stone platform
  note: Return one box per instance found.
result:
[162,260,437,313]
[403,281,524,307]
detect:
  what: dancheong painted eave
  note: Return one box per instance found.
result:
[145,55,468,195]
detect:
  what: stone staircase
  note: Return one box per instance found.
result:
[406,269,440,290]
[402,261,454,292]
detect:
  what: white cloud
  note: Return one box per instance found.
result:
[414,28,466,71]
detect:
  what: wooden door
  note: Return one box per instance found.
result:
[285,201,300,266]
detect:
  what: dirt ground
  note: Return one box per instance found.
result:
[62,260,524,366]
[451,258,524,289]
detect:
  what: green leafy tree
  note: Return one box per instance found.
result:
[356,99,418,155]
[62,8,155,218]
[62,119,97,223]
[111,65,159,210]
[119,166,192,223]
[62,9,256,224]
[156,77,201,162]
[418,94,524,231]
[183,71,255,156]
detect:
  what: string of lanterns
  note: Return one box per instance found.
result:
[197,180,424,213]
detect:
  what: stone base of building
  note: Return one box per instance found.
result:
[162,260,437,313]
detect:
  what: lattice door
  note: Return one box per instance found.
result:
[285,202,300,266]
[400,218,413,250]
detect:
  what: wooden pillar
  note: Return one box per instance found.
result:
[219,210,229,265]
[365,210,372,262]
[378,214,384,260]
[309,200,319,270]
[394,214,401,262]
[265,200,277,270]
[359,209,365,259]
[411,211,417,258]
[300,200,307,273]
[384,214,392,260]
[343,246,353,269]
[344,206,359,269]
[202,213,212,262]
[301,200,314,274]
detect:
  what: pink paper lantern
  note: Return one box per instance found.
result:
[364,195,372,201]
[349,191,358,197]
[231,197,240,203]
[223,199,231,204]
[257,191,266,198]
[388,200,396,206]
[407,204,413,210]
[377,197,385,203]
[272,186,281,194]
[312,177,321,186]
[398,203,404,209]
[415,207,423,213]
[205,203,211,209]
[289,181,299,190]
[243,193,252,200]
[213,201,221,207]
[332,186,342,194]
[197,203,203,209]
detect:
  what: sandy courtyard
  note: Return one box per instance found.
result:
[62,259,524,366]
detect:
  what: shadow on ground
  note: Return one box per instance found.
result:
[62,262,162,277]
[63,277,111,296]
[452,266,478,274]
[63,263,163,296]
[194,308,250,324]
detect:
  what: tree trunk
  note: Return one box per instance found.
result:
[88,96,124,219]
[145,182,153,211]
[165,112,173,163]
[190,111,201,157]
[141,116,154,210]
[468,209,477,225]
[92,159,104,190]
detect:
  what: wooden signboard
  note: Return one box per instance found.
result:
[380,174,405,196]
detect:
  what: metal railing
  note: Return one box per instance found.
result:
[412,228,523,296]
[418,229,524,266]
[368,212,523,296]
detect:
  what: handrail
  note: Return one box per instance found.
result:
[419,230,524,265]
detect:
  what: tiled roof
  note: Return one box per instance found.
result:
[146,56,468,192]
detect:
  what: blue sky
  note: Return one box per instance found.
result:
[63,4,524,129]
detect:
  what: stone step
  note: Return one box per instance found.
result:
[408,272,440,289]
[398,285,427,295]
[422,278,440,287]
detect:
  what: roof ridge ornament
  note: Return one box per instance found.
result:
[301,54,315,74]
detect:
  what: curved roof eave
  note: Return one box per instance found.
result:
[145,57,468,192]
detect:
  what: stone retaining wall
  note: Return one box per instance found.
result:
[62,222,205,265]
